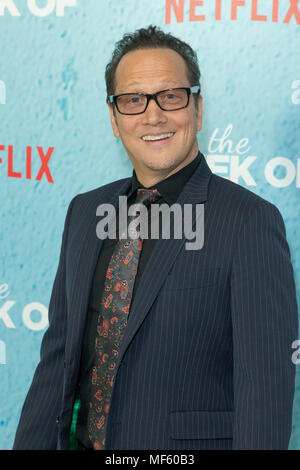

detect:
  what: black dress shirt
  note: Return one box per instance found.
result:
[75,151,202,448]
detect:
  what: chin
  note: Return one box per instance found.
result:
[145,159,178,171]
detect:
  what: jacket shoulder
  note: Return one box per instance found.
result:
[65,177,131,223]
[75,177,131,202]
[209,173,279,214]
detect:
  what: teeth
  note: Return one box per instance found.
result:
[142,132,174,141]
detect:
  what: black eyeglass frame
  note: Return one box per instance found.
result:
[107,85,201,115]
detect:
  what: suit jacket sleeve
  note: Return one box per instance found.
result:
[13,196,77,450]
[230,201,298,449]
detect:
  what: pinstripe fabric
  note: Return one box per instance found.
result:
[13,154,298,450]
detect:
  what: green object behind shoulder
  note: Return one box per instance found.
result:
[69,397,81,450]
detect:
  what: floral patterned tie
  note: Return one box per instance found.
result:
[87,187,161,450]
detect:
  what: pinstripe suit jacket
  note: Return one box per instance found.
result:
[13,154,298,450]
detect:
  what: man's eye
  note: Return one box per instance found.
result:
[166,94,176,100]
[130,97,140,103]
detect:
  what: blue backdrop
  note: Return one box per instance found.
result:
[0,0,299,450]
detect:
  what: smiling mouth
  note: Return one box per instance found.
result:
[141,132,175,142]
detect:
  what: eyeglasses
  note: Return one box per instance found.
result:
[107,85,201,115]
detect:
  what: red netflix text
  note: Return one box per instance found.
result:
[165,0,300,24]
[0,145,54,183]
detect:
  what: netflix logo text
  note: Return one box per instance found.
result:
[165,0,300,25]
[0,145,54,183]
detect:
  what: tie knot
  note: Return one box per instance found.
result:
[135,187,161,206]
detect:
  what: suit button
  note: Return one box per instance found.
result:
[56,416,60,425]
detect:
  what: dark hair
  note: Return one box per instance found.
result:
[105,25,201,103]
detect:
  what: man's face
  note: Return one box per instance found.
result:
[108,48,203,185]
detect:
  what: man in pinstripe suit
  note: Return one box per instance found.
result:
[13,26,298,450]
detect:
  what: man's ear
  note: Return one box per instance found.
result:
[196,94,203,132]
[108,103,120,138]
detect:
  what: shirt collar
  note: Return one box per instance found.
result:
[128,151,202,205]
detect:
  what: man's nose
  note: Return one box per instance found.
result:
[141,97,167,125]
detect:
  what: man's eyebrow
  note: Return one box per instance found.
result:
[125,80,180,89]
